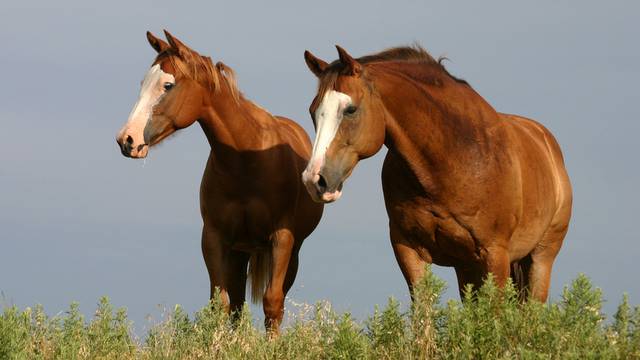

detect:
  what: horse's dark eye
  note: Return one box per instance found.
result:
[344,105,357,115]
[163,82,174,91]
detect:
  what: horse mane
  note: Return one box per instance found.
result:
[158,48,241,102]
[317,45,468,97]
[357,45,439,64]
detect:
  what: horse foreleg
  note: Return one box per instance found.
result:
[201,226,230,310]
[224,250,250,318]
[454,265,484,299]
[483,245,511,288]
[263,228,295,335]
[390,224,427,300]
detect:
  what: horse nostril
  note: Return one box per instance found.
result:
[317,174,328,193]
[137,144,145,152]
[126,135,134,145]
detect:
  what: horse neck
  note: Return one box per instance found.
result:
[198,83,274,154]
[372,66,499,177]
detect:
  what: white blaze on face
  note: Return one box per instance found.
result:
[117,64,175,150]
[302,90,352,184]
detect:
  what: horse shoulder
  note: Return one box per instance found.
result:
[273,116,314,158]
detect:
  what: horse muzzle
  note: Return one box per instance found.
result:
[302,169,344,203]
[116,134,149,159]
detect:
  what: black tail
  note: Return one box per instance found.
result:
[248,247,272,304]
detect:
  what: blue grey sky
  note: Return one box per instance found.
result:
[1,0,638,330]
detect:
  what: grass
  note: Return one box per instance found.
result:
[2,266,639,359]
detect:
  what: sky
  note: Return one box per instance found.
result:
[1,0,639,333]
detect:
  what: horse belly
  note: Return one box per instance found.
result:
[390,200,480,266]
[507,225,547,260]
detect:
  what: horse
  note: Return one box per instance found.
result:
[116,30,323,333]
[301,45,572,302]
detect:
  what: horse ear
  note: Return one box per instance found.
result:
[147,31,170,53]
[335,45,362,76]
[163,29,191,57]
[304,50,328,77]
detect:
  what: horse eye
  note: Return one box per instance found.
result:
[344,105,357,115]
[163,82,174,91]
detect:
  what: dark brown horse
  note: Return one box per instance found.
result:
[116,31,323,332]
[302,45,572,302]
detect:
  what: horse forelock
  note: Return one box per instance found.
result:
[156,48,241,102]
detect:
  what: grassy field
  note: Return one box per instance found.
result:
[2,266,639,359]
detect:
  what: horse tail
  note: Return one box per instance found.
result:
[248,247,272,304]
[510,255,532,302]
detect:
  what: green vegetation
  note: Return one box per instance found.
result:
[2,266,639,359]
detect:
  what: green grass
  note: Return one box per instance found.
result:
[2,266,639,359]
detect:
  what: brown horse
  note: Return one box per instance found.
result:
[302,45,572,302]
[116,30,323,332]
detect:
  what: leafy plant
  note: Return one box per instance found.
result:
[2,267,639,359]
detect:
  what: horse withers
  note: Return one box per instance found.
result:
[116,31,323,333]
[302,45,572,302]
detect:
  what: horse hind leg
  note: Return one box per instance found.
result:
[525,227,566,302]
[526,147,572,302]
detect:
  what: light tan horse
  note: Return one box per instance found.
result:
[116,31,323,332]
[302,45,572,301]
